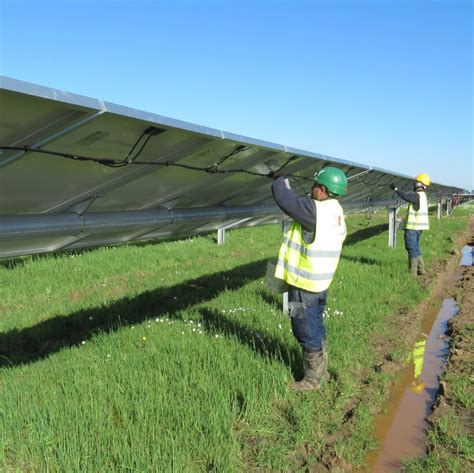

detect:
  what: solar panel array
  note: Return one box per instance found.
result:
[0,76,463,258]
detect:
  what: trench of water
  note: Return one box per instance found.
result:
[363,245,473,472]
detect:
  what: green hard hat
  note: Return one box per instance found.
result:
[314,167,348,196]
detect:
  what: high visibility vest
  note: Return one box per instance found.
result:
[275,199,346,292]
[405,192,429,230]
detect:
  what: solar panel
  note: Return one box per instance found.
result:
[0,76,463,258]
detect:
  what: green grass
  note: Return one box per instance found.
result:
[0,207,472,472]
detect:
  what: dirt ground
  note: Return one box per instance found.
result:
[423,231,474,469]
[306,218,474,473]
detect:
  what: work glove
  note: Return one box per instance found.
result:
[389,183,398,192]
[267,171,285,180]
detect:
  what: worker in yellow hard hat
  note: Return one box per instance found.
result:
[390,173,431,276]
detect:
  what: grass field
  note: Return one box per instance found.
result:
[0,205,471,472]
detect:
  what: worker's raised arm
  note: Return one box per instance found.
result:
[271,176,316,232]
[390,183,420,211]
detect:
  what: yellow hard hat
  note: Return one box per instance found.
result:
[416,173,431,186]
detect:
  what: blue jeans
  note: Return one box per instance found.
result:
[404,229,423,259]
[288,286,328,351]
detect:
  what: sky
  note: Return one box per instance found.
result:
[0,0,472,190]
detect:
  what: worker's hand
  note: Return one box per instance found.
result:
[267,171,285,180]
[390,183,398,192]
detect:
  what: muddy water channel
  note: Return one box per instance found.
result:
[363,246,472,472]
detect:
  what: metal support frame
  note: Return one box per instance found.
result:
[0,205,280,258]
[446,198,452,216]
[216,217,253,244]
[217,228,225,245]
[437,201,442,220]
[281,216,291,313]
[388,207,398,248]
[283,292,289,314]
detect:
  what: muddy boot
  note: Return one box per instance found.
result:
[320,341,328,377]
[409,258,418,276]
[416,256,426,275]
[291,348,326,392]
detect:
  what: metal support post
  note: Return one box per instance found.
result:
[388,207,398,248]
[283,291,289,314]
[216,217,254,245]
[217,228,225,245]
[437,202,442,220]
[446,198,452,216]
[282,217,291,233]
[281,216,291,313]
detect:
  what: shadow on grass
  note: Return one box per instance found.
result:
[341,255,383,266]
[345,223,387,246]
[0,240,166,271]
[199,308,300,379]
[0,246,110,270]
[0,258,300,374]
[0,233,216,270]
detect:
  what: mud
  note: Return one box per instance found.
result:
[365,298,459,472]
[420,237,474,470]
[361,225,474,472]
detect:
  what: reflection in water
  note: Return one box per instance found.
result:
[460,245,473,266]
[364,298,459,472]
[409,339,426,394]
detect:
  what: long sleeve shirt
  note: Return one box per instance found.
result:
[271,176,316,241]
[394,189,420,211]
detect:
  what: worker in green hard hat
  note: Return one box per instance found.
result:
[269,166,348,392]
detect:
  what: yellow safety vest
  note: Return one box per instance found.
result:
[275,199,346,292]
[405,192,429,230]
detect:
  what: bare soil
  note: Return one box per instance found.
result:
[344,219,473,472]
[422,232,474,469]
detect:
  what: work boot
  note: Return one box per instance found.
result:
[416,256,426,275]
[291,348,327,392]
[409,258,418,276]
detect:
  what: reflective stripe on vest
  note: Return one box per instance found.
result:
[275,199,346,292]
[405,192,429,230]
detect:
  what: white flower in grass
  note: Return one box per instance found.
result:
[89,316,93,320]
[81,341,86,345]
[181,331,185,335]
[215,334,219,338]
[131,326,135,329]
[197,323,201,327]
[278,324,282,330]
[107,354,111,358]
